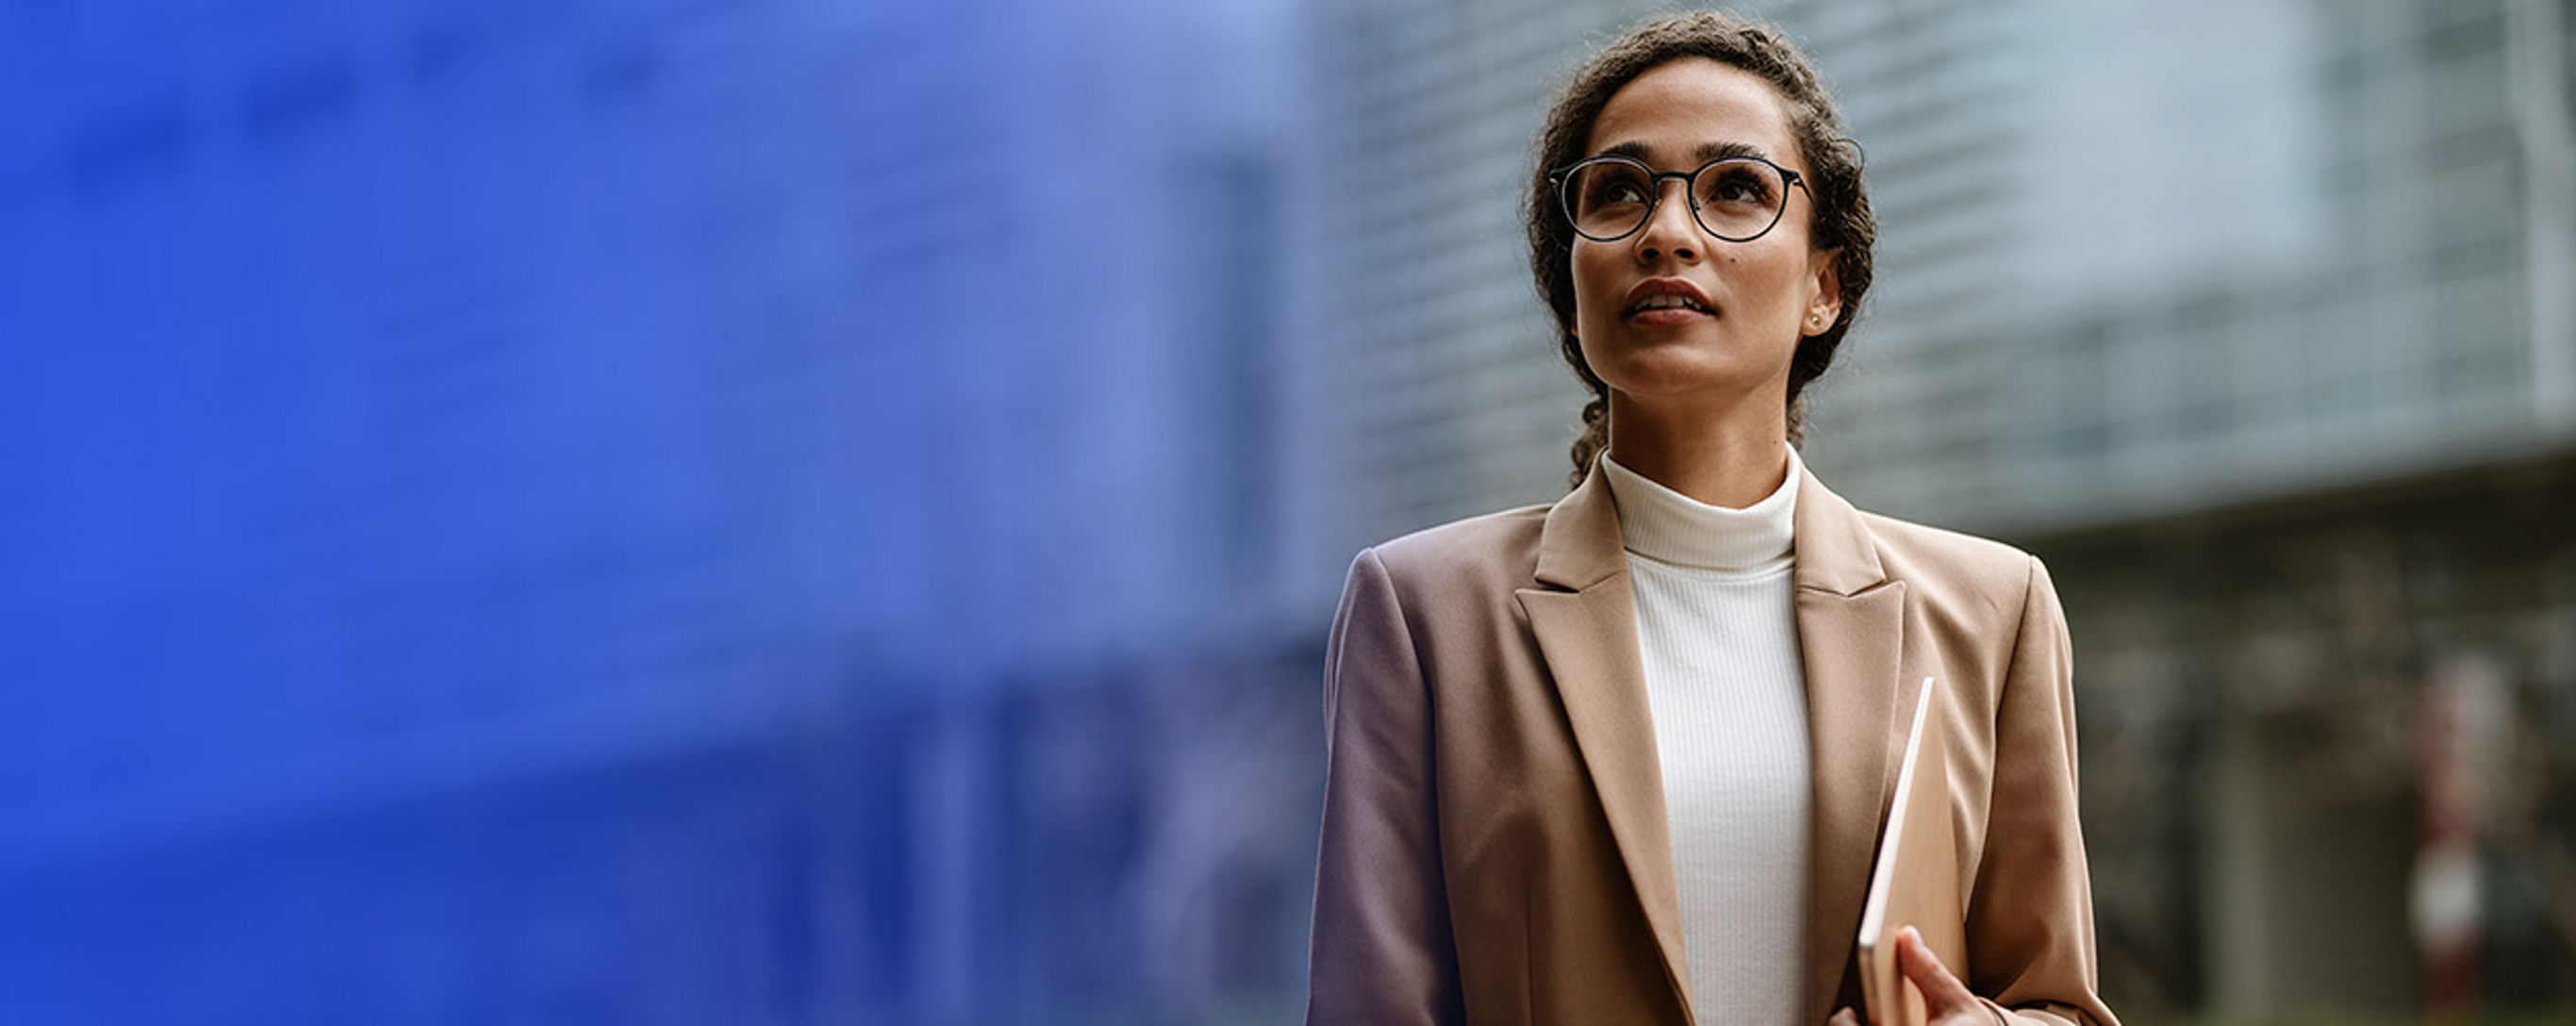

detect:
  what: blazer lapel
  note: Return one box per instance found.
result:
[1792,467,1908,1023]
[1514,463,1694,1025]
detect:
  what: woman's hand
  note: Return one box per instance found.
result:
[1825,926,2003,1026]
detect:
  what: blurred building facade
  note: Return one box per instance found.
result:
[1294,0,2576,1018]
[5,0,1324,1022]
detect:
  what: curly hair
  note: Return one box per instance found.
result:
[1527,10,1875,488]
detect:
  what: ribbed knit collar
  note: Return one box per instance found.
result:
[1601,446,1801,573]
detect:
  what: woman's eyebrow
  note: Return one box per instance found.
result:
[1591,140,1775,164]
[1693,140,1768,163]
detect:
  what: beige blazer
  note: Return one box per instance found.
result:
[1307,460,2118,1026]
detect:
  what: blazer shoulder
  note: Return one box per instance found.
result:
[1857,510,2043,621]
[1363,501,1552,606]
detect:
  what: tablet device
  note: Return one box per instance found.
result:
[1856,677,1969,1026]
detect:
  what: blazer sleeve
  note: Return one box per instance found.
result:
[1307,548,1466,1026]
[1967,555,2122,1026]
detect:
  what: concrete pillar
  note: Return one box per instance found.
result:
[911,701,985,1024]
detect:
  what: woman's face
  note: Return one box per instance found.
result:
[1571,58,1840,421]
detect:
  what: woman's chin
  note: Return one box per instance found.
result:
[1595,349,1787,401]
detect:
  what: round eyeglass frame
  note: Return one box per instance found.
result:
[1549,154,1808,244]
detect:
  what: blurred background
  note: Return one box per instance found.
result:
[3,0,2573,1022]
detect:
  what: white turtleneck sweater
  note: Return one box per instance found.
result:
[1601,449,1812,1026]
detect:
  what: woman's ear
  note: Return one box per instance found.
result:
[1804,249,1843,336]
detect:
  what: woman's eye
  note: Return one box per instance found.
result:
[1706,174,1771,206]
[1592,178,1647,207]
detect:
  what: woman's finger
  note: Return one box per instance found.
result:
[1828,1005,1865,1026]
[1895,925,1984,1019]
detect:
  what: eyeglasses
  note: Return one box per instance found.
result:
[1550,155,1808,243]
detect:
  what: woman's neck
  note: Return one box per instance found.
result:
[1603,391,1792,510]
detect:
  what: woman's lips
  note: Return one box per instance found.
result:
[1622,278,1716,325]
[1626,306,1714,326]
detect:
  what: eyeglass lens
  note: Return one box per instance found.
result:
[1560,158,1788,242]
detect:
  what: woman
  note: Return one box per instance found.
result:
[1306,11,2119,1026]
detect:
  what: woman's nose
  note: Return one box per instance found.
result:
[1633,179,1700,262]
